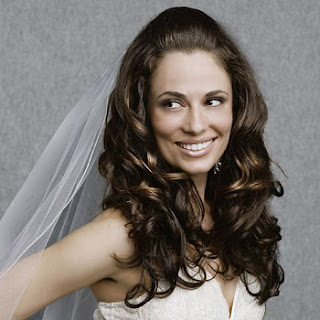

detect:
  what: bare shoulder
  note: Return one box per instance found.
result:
[93,206,129,226]
[91,207,134,260]
[51,206,135,278]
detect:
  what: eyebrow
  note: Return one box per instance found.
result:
[157,90,229,100]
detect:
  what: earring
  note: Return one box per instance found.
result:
[213,160,222,175]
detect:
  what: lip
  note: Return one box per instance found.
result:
[176,137,214,144]
[176,138,215,158]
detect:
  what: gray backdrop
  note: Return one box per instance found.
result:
[0,0,319,319]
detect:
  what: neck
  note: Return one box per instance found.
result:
[190,173,208,203]
[190,172,214,230]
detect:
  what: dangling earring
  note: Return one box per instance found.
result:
[213,160,222,174]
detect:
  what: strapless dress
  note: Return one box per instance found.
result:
[93,268,265,320]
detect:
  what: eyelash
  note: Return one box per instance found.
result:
[207,97,225,107]
[161,97,225,109]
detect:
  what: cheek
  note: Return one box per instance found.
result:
[223,117,233,134]
[151,116,180,140]
[211,111,233,135]
[221,109,233,132]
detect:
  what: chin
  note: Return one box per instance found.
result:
[179,164,213,177]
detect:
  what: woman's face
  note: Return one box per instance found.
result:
[148,51,233,180]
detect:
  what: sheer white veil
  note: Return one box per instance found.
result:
[0,53,123,319]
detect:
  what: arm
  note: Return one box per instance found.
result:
[11,208,133,320]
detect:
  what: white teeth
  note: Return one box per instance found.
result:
[179,140,212,151]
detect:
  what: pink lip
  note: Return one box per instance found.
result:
[177,139,215,158]
[176,137,215,144]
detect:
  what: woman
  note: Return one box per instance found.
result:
[1,6,283,320]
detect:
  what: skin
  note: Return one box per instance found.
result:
[11,51,237,320]
[148,51,233,203]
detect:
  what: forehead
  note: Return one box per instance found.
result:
[149,51,231,94]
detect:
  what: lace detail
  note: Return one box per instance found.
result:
[93,269,265,320]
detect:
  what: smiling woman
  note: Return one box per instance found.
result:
[148,51,233,180]
[1,6,283,320]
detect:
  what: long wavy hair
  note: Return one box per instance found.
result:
[98,6,284,307]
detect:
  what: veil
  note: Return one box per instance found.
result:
[0,53,123,320]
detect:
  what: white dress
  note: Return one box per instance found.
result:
[93,268,266,320]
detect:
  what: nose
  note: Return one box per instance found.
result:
[182,106,208,135]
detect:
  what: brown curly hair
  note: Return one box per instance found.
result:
[98,6,284,307]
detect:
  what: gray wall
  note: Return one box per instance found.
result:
[0,0,319,319]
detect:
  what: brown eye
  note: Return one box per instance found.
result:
[207,98,222,107]
[162,100,182,109]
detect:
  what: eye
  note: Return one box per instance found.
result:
[161,100,182,109]
[206,97,224,107]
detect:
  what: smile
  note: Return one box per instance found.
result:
[177,139,213,151]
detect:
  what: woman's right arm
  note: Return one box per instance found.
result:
[10,208,133,320]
